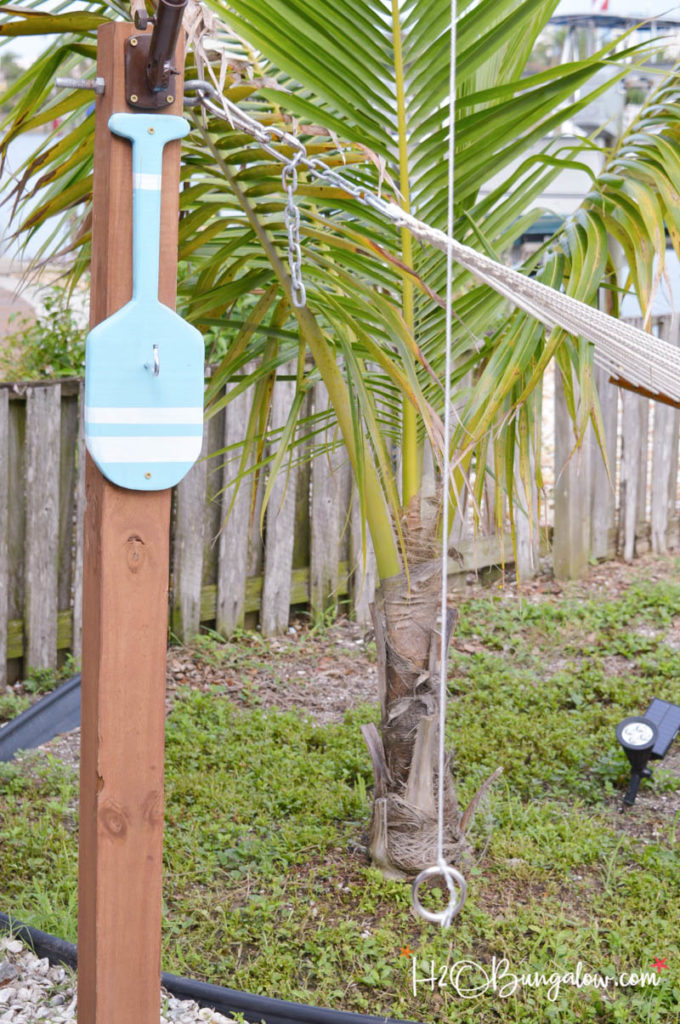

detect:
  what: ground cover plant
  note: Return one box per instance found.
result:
[1,557,679,1022]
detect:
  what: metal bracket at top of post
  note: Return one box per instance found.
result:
[125,0,188,110]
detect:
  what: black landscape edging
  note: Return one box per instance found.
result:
[0,674,81,762]
[0,913,420,1024]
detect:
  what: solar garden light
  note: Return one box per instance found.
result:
[616,699,680,809]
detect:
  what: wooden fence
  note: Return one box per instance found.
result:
[1,318,678,681]
[552,313,680,577]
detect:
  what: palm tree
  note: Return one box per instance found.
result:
[3,0,679,879]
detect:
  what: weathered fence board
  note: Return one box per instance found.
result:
[260,368,299,636]
[619,388,648,562]
[650,317,680,553]
[57,392,78,617]
[216,377,254,636]
[589,363,618,560]
[310,383,351,622]
[202,409,225,595]
[71,390,86,660]
[553,369,591,579]
[349,487,377,626]
[514,441,539,583]
[8,396,26,637]
[172,424,210,640]
[24,384,61,670]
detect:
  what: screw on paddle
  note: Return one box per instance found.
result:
[84,112,204,491]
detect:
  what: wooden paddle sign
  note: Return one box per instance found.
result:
[84,112,204,490]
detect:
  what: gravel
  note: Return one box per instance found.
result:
[0,938,237,1024]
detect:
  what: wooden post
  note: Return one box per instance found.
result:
[78,23,184,1024]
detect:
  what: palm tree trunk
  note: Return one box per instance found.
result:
[361,559,469,880]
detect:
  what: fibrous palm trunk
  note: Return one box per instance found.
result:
[361,557,468,879]
[361,502,501,880]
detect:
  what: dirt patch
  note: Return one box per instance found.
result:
[167,618,377,725]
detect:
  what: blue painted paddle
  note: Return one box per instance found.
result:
[85,113,204,491]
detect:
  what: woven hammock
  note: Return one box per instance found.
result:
[393,207,680,408]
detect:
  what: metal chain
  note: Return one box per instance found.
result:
[184,79,401,307]
[282,153,306,307]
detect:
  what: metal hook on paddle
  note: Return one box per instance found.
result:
[145,344,160,377]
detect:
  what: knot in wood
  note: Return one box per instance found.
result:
[100,802,129,839]
[126,534,145,573]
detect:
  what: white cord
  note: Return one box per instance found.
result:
[436,0,462,928]
[411,0,467,929]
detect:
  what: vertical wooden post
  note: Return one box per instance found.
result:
[553,368,591,579]
[78,22,184,1024]
[260,365,299,636]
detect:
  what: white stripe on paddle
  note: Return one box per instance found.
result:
[85,407,203,424]
[133,173,163,191]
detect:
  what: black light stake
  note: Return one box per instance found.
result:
[616,698,680,809]
[616,717,657,808]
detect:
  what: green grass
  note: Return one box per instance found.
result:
[1,570,680,1021]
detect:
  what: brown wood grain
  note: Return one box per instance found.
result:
[77,21,184,1024]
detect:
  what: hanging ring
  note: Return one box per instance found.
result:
[411,864,467,925]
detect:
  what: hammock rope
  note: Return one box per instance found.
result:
[415,0,469,929]
[184,78,680,408]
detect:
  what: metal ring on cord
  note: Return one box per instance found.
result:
[411,864,467,926]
